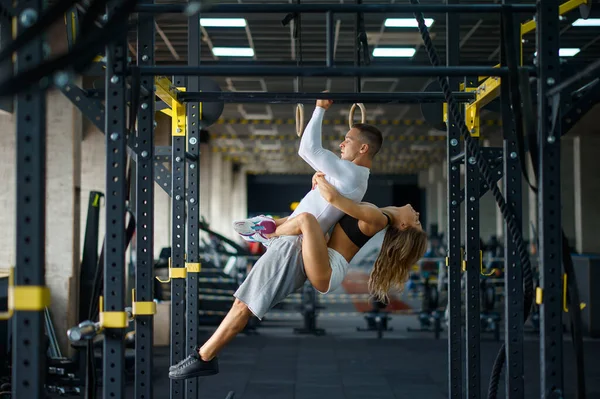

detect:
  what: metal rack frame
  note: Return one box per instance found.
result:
[5,1,568,399]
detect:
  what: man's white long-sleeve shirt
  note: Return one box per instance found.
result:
[289,107,370,234]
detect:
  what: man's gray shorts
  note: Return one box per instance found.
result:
[234,236,306,320]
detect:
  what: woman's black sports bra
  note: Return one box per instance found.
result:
[338,212,391,248]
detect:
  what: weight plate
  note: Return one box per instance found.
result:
[580,0,592,20]
[197,77,225,128]
[420,80,446,131]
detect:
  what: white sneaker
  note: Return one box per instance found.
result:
[249,231,276,247]
[233,215,276,238]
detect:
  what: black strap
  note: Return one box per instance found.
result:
[500,12,537,192]
[382,212,391,227]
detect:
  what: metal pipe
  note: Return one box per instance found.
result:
[136,3,537,14]
[326,12,334,67]
[139,65,525,77]
[178,91,476,103]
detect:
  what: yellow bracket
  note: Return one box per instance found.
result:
[480,250,496,276]
[0,267,51,321]
[172,96,186,137]
[522,0,588,37]
[464,79,501,137]
[476,0,587,86]
[98,296,128,329]
[186,262,201,273]
[154,77,187,136]
[460,250,495,276]
[155,77,180,109]
[155,258,188,283]
[158,108,172,117]
[131,289,157,316]
[563,274,586,313]
[155,267,187,283]
[536,287,543,305]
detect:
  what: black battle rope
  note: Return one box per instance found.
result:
[408,4,535,399]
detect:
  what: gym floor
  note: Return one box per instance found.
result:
[128,273,600,399]
[142,312,600,399]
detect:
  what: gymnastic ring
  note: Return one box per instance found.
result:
[296,103,305,137]
[348,103,366,129]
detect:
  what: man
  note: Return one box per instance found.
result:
[168,96,383,380]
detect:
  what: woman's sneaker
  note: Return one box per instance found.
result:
[233,215,276,238]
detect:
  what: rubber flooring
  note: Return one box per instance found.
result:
[136,312,600,399]
[122,267,600,399]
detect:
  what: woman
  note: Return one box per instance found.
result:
[266,172,428,303]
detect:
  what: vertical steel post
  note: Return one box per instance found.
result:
[135,2,155,398]
[354,0,361,92]
[445,1,463,397]
[500,1,524,395]
[464,77,481,399]
[536,1,563,396]
[326,12,334,67]
[0,9,13,114]
[104,2,129,397]
[170,65,187,399]
[185,8,201,399]
[12,2,47,398]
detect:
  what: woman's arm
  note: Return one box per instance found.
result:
[315,174,388,228]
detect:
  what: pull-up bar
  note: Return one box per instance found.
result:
[135,3,537,14]
[139,65,535,78]
[177,91,476,104]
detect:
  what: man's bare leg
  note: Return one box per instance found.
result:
[198,299,253,361]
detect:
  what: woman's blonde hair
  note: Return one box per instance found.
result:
[368,223,428,303]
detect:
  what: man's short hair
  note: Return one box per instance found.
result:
[352,123,383,158]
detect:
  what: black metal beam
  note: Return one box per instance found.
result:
[136,3,537,13]
[93,60,523,68]
[139,65,528,78]
[154,154,172,196]
[135,2,155,398]
[0,7,13,114]
[185,9,201,398]
[501,0,525,396]
[103,0,128,397]
[12,1,47,397]
[170,84,187,399]
[178,91,475,104]
[457,148,503,204]
[59,83,105,133]
[537,1,564,395]
[445,1,462,397]
[562,79,600,133]
[464,76,481,399]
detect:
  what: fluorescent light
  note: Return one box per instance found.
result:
[200,18,247,27]
[560,48,581,57]
[212,47,255,57]
[372,47,416,57]
[534,48,581,57]
[384,18,434,28]
[572,18,600,27]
